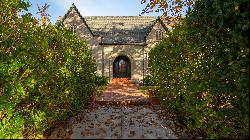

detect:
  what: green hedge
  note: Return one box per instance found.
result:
[95,76,109,86]
[0,1,96,138]
[143,75,155,86]
[150,0,249,138]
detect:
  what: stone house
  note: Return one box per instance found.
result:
[56,4,171,83]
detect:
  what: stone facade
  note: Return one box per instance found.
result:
[57,4,170,83]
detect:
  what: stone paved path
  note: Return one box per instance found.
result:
[72,105,176,139]
[96,84,146,102]
[95,82,151,105]
[47,79,179,139]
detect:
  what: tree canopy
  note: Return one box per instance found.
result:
[140,0,195,22]
[148,0,249,138]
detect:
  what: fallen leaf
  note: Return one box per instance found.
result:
[129,130,136,137]
[81,129,94,136]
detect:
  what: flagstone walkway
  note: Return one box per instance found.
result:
[94,81,151,105]
[47,78,187,139]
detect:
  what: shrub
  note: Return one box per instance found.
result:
[0,0,96,138]
[149,0,249,138]
[95,76,109,86]
[143,75,155,86]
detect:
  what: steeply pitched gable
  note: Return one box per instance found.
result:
[56,3,95,37]
[56,4,170,44]
[144,16,169,38]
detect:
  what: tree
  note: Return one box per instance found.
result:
[149,0,249,138]
[36,3,51,26]
[140,0,195,22]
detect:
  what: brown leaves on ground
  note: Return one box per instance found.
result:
[129,130,136,137]
[81,129,95,137]
[111,78,133,86]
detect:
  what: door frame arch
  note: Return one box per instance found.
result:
[108,52,134,80]
[112,55,131,79]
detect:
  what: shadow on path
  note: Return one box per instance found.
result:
[47,78,182,139]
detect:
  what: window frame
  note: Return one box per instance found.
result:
[156,30,163,40]
[70,24,77,34]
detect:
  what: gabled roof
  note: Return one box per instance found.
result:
[56,3,95,37]
[57,3,170,44]
[84,16,160,43]
[144,16,169,38]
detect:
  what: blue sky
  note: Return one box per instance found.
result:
[25,0,162,24]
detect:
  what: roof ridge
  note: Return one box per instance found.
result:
[56,4,170,44]
[83,16,158,17]
[84,16,158,19]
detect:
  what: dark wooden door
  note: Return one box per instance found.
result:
[113,56,131,79]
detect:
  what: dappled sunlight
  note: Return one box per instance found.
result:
[95,78,149,103]
[59,4,169,82]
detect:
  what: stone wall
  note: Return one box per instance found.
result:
[102,45,144,83]
[60,8,168,82]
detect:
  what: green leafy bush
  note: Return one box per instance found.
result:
[143,75,155,86]
[150,0,249,138]
[95,76,109,86]
[0,0,96,138]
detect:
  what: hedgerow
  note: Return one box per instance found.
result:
[95,76,109,86]
[143,75,155,86]
[0,0,96,138]
[149,0,249,138]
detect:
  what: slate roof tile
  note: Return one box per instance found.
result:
[84,16,157,43]
[57,4,171,44]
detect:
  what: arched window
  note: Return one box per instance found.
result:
[70,24,77,34]
[156,30,163,40]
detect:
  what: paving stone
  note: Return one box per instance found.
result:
[48,82,178,139]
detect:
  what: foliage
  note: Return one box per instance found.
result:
[95,76,109,86]
[141,0,195,23]
[94,85,107,97]
[143,75,155,86]
[0,0,96,138]
[139,86,158,97]
[36,3,50,26]
[149,0,249,138]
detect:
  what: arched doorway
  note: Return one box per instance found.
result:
[113,56,131,79]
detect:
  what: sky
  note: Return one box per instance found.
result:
[24,0,162,24]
